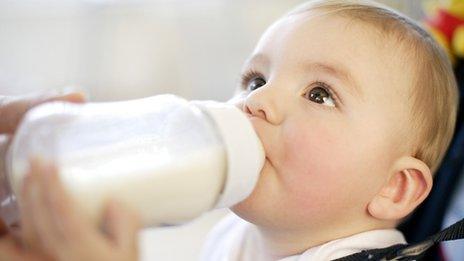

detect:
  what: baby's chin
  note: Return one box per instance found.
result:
[231,197,302,231]
[229,164,283,227]
[230,198,265,225]
[229,175,272,225]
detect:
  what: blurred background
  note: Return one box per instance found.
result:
[0,0,426,102]
[0,0,449,260]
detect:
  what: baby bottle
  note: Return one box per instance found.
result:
[0,94,264,228]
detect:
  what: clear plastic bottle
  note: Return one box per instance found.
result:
[0,94,264,228]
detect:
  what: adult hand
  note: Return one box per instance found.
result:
[13,159,140,261]
[0,92,85,134]
[0,92,86,235]
[0,159,139,260]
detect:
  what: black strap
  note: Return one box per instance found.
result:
[333,218,464,261]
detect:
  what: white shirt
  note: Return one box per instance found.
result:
[201,213,406,261]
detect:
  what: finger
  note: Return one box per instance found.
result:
[37,160,114,261]
[103,200,140,256]
[0,134,20,236]
[0,134,11,160]
[20,165,42,252]
[0,235,23,261]
[35,160,101,261]
[0,135,11,236]
[0,92,86,134]
[26,160,73,258]
[41,161,92,240]
[0,235,43,261]
[0,135,11,180]
[21,159,68,260]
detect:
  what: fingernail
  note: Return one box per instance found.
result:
[48,85,83,95]
[44,86,89,101]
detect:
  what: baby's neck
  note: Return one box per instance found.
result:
[251,220,393,260]
[251,226,314,260]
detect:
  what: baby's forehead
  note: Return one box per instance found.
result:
[264,12,399,58]
[257,12,416,95]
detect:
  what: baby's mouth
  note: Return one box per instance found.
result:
[265,156,274,168]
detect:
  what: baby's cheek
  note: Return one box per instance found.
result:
[281,121,346,178]
[280,124,356,211]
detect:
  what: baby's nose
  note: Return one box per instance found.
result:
[243,87,283,125]
[245,103,267,120]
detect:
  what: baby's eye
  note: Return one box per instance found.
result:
[305,84,336,107]
[247,77,266,91]
[241,71,266,91]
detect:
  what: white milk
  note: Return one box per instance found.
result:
[13,145,226,227]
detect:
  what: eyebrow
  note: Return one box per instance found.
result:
[307,62,363,98]
[245,54,363,98]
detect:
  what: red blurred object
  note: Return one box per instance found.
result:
[426,8,464,42]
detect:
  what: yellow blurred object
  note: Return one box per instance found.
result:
[424,0,464,64]
[448,0,464,19]
[453,25,464,57]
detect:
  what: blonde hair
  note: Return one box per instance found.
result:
[287,0,459,174]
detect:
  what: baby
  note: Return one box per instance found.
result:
[0,0,458,260]
[201,0,459,260]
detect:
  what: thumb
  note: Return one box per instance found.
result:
[0,235,43,261]
[0,135,18,237]
[0,236,22,261]
[103,200,140,251]
[46,92,86,104]
[0,91,86,134]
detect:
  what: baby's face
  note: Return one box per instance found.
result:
[230,12,416,233]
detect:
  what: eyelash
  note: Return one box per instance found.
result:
[240,69,263,89]
[240,70,341,107]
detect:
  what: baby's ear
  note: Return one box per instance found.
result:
[367,157,433,221]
